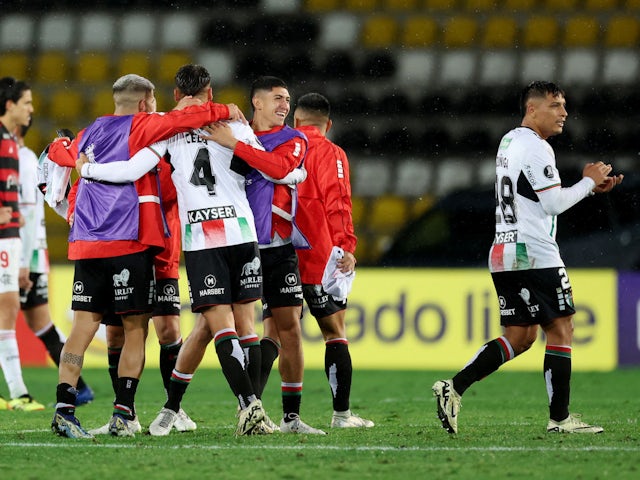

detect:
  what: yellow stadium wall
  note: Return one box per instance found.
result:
[21,266,617,371]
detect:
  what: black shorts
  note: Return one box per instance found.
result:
[71,250,155,315]
[261,243,303,318]
[20,272,48,309]
[491,267,576,326]
[302,283,346,320]
[102,311,122,326]
[184,242,262,312]
[153,277,181,317]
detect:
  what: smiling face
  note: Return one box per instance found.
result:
[522,92,567,140]
[251,86,290,131]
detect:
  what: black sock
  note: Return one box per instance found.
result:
[282,383,303,420]
[55,383,77,414]
[214,331,256,409]
[453,337,514,395]
[259,337,279,397]
[159,341,182,395]
[164,370,192,413]
[114,377,139,419]
[325,341,352,412]
[242,341,262,398]
[107,347,122,396]
[544,345,572,422]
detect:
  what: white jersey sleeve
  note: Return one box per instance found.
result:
[81,142,165,183]
[19,146,48,272]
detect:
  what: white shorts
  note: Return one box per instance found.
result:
[0,237,22,294]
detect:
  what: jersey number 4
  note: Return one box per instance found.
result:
[190,147,216,196]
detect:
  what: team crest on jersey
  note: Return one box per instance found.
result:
[543,165,554,179]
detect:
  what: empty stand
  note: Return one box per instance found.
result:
[503,0,537,10]
[196,49,235,85]
[159,14,199,50]
[119,13,157,50]
[361,14,399,48]
[542,0,579,9]
[563,15,600,48]
[214,85,250,115]
[601,50,639,84]
[34,51,69,84]
[0,52,30,80]
[604,16,640,47]
[396,50,437,86]
[76,52,111,83]
[383,0,420,10]
[520,50,559,84]
[442,16,478,48]
[37,13,75,51]
[350,157,392,197]
[116,52,152,80]
[361,51,397,78]
[49,89,84,124]
[478,51,519,86]
[78,13,116,51]
[351,196,368,226]
[463,0,499,11]
[437,51,477,85]
[433,158,474,196]
[304,0,341,11]
[0,14,35,50]
[89,87,116,119]
[344,0,379,10]
[401,16,439,47]
[482,16,518,48]
[367,194,410,235]
[318,13,360,49]
[561,49,600,86]
[393,158,434,197]
[522,16,560,48]
[424,0,459,9]
[584,0,619,9]
[155,51,193,85]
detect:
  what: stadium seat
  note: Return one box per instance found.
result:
[0,14,35,50]
[383,0,419,9]
[563,15,600,48]
[361,14,399,48]
[199,18,238,47]
[478,51,518,86]
[318,13,360,49]
[442,16,478,48]
[476,157,497,187]
[626,0,640,9]
[410,194,436,219]
[432,158,474,196]
[604,16,640,47]
[48,89,84,124]
[333,127,372,152]
[320,50,358,81]
[419,125,453,157]
[38,13,75,51]
[542,0,578,10]
[584,0,619,9]
[304,0,341,11]
[261,0,300,12]
[116,51,152,80]
[77,13,116,51]
[424,0,458,9]
[196,49,235,85]
[0,52,30,80]
[30,90,47,119]
[561,49,600,86]
[375,127,417,155]
[401,16,439,47]
[215,85,250,115]
[482,16,518,48]
[159,13,199,49]
[601,50,639,84]
[351,196,368,227]
[119,13,157,50]
[463,0,498,11]
[89,87,116,119]
[75,52,111,83]
[502,0,536,10]
[437,50,477,86]
[155,51,193,85]
[396,50,437,86]
[367,195,410,235]
[34,51,69,84]
[344,0,379,10]
[520,50,559,84]
[393,158,434,197]
[350,157,392,197]
[522,16,559,48]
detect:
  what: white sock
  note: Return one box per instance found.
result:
[0,329,28,398]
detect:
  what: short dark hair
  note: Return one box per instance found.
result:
[295,93,330,118]
[0,76,30,116]
[520,81,564,117]
[249,76,288,109]
[175,64,211,97]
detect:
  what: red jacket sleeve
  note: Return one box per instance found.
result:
[233,137,306,179]
[47,130,83,167]
[316,142,357,253]
[128,102,230,154]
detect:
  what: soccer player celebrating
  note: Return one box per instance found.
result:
[433,81,622,434]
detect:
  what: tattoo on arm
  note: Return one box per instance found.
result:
[61,352,84,368]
